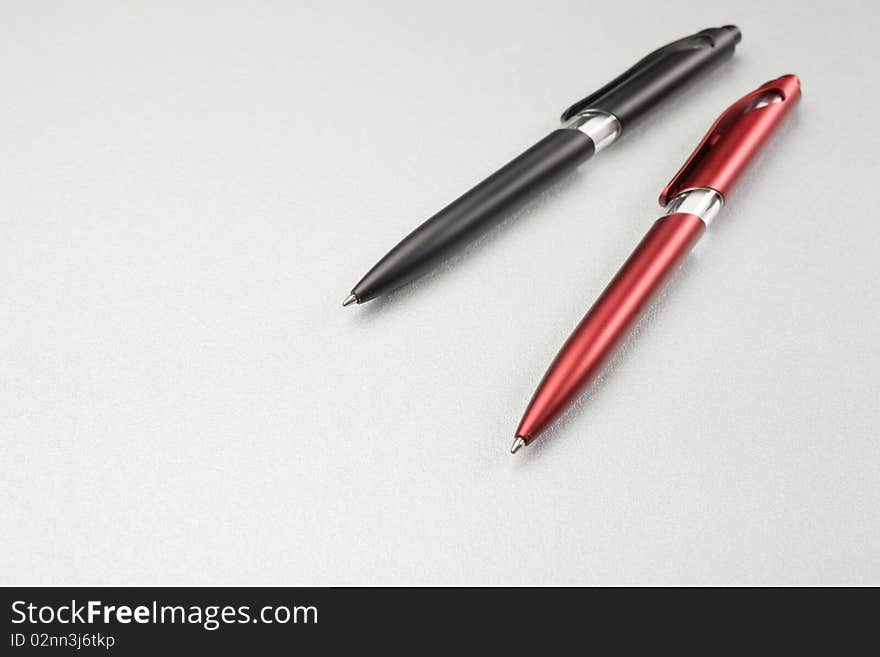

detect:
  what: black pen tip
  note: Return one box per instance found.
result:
[342,293,358,307]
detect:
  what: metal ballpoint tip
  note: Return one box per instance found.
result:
[510,437,526,454]
[342,293,358,307]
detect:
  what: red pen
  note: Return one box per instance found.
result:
[511,74,801,454]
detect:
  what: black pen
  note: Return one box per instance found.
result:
[343,25,742,307]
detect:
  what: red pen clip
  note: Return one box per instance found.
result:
[659,74,801,206]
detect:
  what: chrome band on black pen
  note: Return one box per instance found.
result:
[563,110,621,152]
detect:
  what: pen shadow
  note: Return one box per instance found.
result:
[352,169,589,320]
[513,252,704,465]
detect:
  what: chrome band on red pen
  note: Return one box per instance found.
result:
[662,188,723,226]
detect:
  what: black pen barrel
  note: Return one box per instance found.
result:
[347,26,743,305]
[351,128,595,303]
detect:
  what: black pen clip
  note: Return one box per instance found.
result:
[560,26,741,123]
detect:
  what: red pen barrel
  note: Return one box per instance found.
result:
[516,212,706,442]
[512,75,801,450]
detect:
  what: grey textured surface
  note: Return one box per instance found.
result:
[2,1,878,585]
